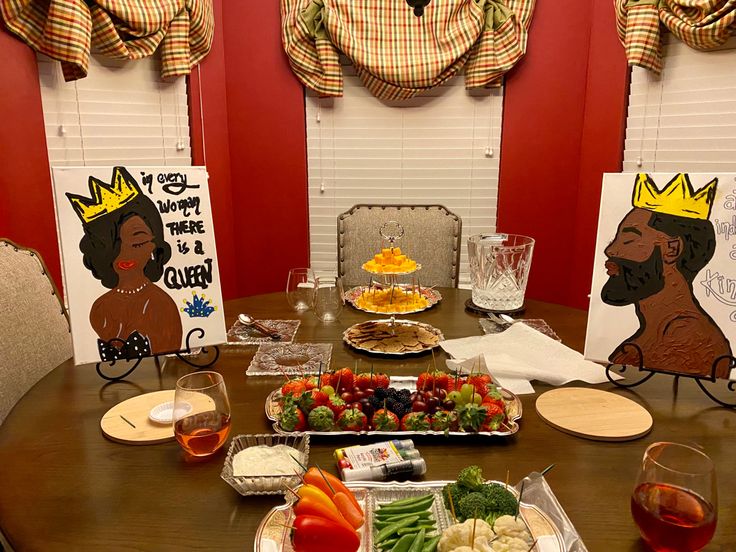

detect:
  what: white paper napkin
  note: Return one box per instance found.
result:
[442,323,620,394]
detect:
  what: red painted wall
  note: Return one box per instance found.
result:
[0,30,60,287]
[220,1,310,296]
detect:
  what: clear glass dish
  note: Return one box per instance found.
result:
[220,433,310,496]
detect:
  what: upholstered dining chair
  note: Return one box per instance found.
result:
[337,204,462,288]
[0,239,72,426]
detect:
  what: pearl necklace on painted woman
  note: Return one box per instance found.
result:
[114,282,150,295]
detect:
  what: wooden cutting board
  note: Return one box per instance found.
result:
[100,390,176,445]
[535,387,653,441]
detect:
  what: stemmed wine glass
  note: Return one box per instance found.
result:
[173,371,231,457]
[631,442,717,551]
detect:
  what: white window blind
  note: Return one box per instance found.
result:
[306,64,503,287]
[624,35,736,172]
[38,53,191,167]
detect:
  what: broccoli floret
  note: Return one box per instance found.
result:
[442,482,470,512]
[456,492,489,522]
[481,484,519,524]
[457,465,485,491]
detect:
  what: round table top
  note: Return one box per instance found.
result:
[1,289,735,551]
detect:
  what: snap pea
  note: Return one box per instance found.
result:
[396,525,435,535]
[374,510,432,523]
[377,495,435,515]
[422,535,441,552]
[375,515,420,544]
[390,534,416,552]
[407,528,426,552]
[378,537,399,550]
[378,493,434,508]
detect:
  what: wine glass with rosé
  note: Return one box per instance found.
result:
[631,442,717,551]
[173,371,231,457]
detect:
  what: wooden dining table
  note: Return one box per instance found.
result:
[1,288,735,551]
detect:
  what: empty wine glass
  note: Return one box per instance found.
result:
[631,442,717,551]
[173,371,231,457]
[313,276,344,322]
[286,268,315,311]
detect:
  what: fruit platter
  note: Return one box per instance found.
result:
[264,366,522,437]
[254,465,566,552]
[344,285,442,315]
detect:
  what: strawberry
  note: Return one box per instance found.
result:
[416,372,433,391]
[429,410,457,432]
[400,412,430,431]
[281,380,306,397]
[337,407,368,431]
[326,394,347,416]
[447,376,466,393]
[319,373,332,388]
[431,371,450,391]
[373,373,390,389]
[468,374,492,397]
[481,385,505,411]
[371,408,400,431]
[302,376,318,390]
[330,367,354,390]
[279,397,307,432]
[354,373,373,390]
[457,403,487,432]
[479,403,505,432]
[298,389,329,413]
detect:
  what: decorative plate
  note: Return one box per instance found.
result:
[254,480,565,552]
[227,319,301,345]
[344,285,442,315]
[264,376,522,437]
[343,319,444,355]
[246,343,332,377]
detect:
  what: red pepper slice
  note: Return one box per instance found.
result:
[291,515,360,552]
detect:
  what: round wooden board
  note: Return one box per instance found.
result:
[100,390,176,445]
[535,387,653,441]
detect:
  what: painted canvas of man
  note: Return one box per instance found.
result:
[602,173,732,379]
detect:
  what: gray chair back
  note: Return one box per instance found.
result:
[337,205,461,288]
[0,240,72,426]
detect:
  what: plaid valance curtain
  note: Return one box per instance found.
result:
[615,0,736,74]
[281,0,535,100]
[0,0,214,81]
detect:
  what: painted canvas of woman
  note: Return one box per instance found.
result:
[67,167,182,361]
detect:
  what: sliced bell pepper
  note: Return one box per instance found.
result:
[291,514,360,552]
[304,467,363,513]
[293,494,352,531]
[333,490,364,529]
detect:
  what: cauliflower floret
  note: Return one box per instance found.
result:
[492,515,533,544]
[438,519,494,552]
[490,535,531,552]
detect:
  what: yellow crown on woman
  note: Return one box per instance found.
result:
[632,173,717,220]
[66,166,141,224]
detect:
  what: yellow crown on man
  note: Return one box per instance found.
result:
[632,173,717,220]
[66,166,141,224]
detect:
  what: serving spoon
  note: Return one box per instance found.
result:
[238,313,281,340]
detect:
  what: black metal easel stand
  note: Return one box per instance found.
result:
[605,342,736,408]
[95,328,220,382]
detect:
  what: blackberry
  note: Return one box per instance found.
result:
[398,389,411,400]
[368,396,382,410]
[385,398,401,414]
[393,404,411,419]
[375,388,388,400]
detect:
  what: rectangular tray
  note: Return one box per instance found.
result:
[264,376,522,437]
[254,480,565,552]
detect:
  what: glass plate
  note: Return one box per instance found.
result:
[227,319,301,345]
[246,342,332,377]
[343,319,444,356]
[254,480,565,552]
[344,285,442,315]
[264,375,522,437]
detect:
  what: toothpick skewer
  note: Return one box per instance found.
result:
[447,487,457,523]
[516,481,526,521]
[526,538,539,551]
[471,516,478,547]
[505,469,510,490]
